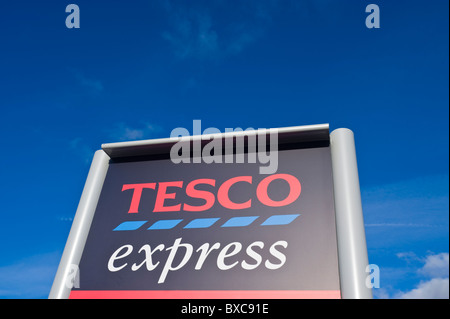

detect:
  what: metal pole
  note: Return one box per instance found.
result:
[49,150,110,299]
[330,128,372,299]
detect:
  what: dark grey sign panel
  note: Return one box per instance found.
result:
[71,147,340,297]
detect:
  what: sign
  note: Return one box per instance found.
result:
[50,124,372,299]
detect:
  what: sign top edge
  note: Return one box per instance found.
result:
[101,123,329,159]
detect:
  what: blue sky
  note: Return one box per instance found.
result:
[0,0,448,298]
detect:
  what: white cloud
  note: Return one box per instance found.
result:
[107,122,162,142]
[362,175,449,249]
[69,68,104,93]
[396,251,421,263]
[78,75,103,92]
[373,287,391,299]
[394,252,449,299]
[365,223,436,228]
[68,123,163,164]
[419,253,449,278]
[69,137,95,164]
[0,252,60,299]
[162,8,219,59]
[397,278,449,299]
[160,0,280,60]
[362,176,448,299]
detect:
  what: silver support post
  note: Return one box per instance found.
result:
[49,150,110,299]
[330,128,372,299]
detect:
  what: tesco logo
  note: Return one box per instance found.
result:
[122,173,301,214]
[107,173,302,285]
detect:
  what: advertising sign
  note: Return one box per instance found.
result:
[50,124,371,299]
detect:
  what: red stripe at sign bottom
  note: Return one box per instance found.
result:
[69,290,341,299]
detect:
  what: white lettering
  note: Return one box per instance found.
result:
[217,242,242,270]
[195,242,221,270]
[131,244,164,271]
[265,240,288,270]
[169,120,279,174]
[108,244,133,272]
[241,241,264,270]
[159,238,193,283]
[107,238,289,284]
